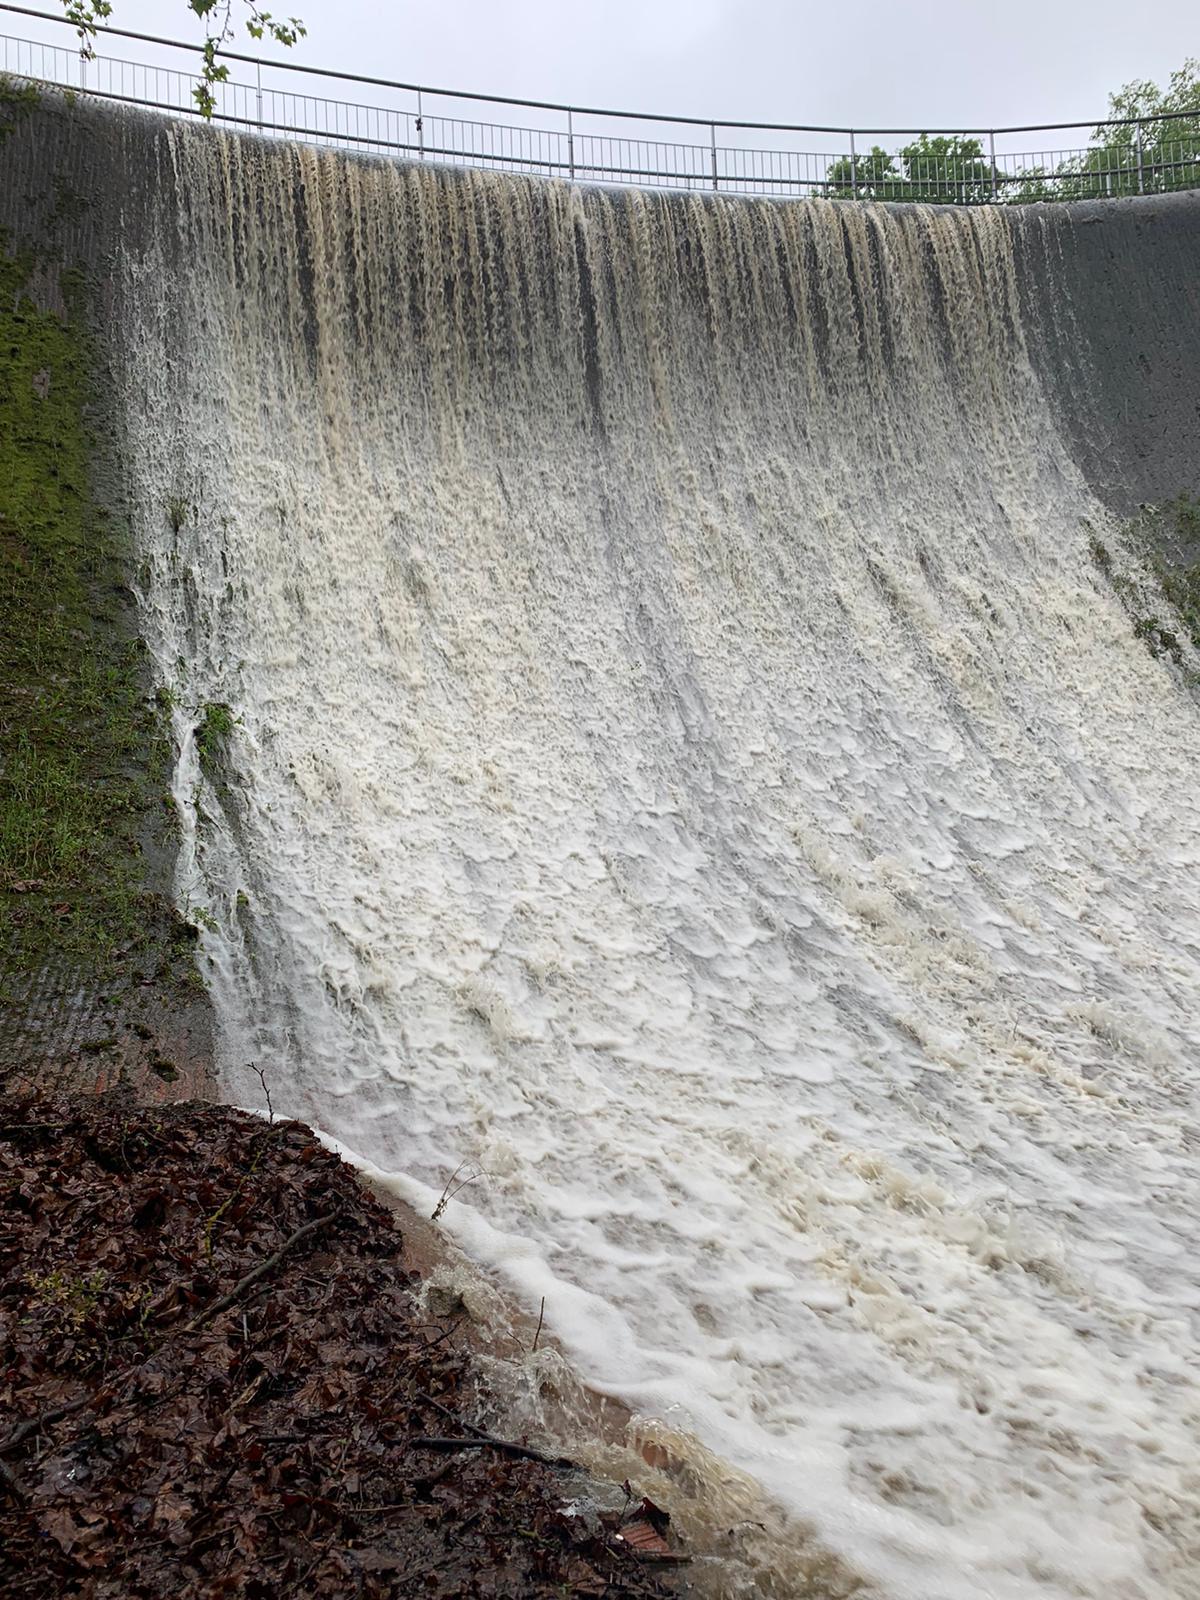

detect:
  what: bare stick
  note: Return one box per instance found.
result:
[251,1062,274,1124]
[0,1393,93,1458]
[411,1435,575,1469]
[419,1314,465,1352]
[417,1389,491,1441]
[183,1209,339,1333]
[430,1161,490,1221]
[532,1296,545,1353]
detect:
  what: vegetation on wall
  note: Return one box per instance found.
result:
[0,73,39,143]
[0,240,175,978]
[196,701,237,771]
[1088,494,1200,674]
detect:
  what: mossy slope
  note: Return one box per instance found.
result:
[1088,494,1200,674]
[0,233,211,1095]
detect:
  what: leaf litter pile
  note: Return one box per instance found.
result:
[0,1093,685,1597]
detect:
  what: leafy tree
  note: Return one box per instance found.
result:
[824,144,906,200]
[60,1,306,117]
[1061,58,1200,197]
[897,134,994,203]
[1004,165,1058,204]
[825,60,1200,203]
[825,135,995,204]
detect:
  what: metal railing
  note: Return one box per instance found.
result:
[1,5,1198,203]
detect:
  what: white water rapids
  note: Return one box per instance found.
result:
[114,129,1200,1598]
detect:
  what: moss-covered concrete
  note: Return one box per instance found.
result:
[1087,494,1200,675]
[0,221,212,1098]
[1135,494,1200,655]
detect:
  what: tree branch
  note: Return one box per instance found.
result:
[183,1208,341,1333]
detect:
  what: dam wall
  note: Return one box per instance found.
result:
[6,94,1198,513]
[4,88,1200,1599]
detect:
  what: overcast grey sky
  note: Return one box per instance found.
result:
[10,0,1200,132]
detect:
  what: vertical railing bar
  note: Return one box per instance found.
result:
[0,27,1195,204]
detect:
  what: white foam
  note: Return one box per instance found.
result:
[116,137,1200,1597]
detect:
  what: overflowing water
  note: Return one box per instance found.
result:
[113,128,1200,1598]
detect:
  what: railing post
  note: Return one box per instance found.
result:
[12,21,1178,210]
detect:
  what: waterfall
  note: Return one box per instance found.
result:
[110,124,1200,1598]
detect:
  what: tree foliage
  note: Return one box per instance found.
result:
[824,144,907,201]
[1064,57,1200,198]
[826,135,995,203]
[826,59,1200,203]
[61,0,306,117]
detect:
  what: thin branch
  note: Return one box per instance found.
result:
[410,1436,575,1469]
[183,1209,340,1333]
[0,1392,93,1458]
[418,1313,465,1352]
[431,1160,488,1221]
[532,1296,545,1353]
[417,1389,490,1440]
[251,1062,274,1124]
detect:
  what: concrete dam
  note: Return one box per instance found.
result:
[4,88,1200,1598]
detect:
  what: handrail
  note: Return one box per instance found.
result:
[2,19,1197,206]
[1,0,1198,139]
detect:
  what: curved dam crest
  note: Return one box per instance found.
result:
[5,94,1200,1598]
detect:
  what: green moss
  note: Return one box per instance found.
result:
[1151,495,1200,651]
[0,240,180,978]
[1087,532,1112,574]
[0,738,96,878]
[1131,615,1183,664]
[0,75,39,145]
[1093,495,1200,667]
[196,701,236,769]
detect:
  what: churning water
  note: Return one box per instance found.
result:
[113,129,1200,1597]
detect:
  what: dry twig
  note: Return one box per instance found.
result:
[183,1209,340,1333]
[430,1161,488,1221]
[411,1436,575,1469]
